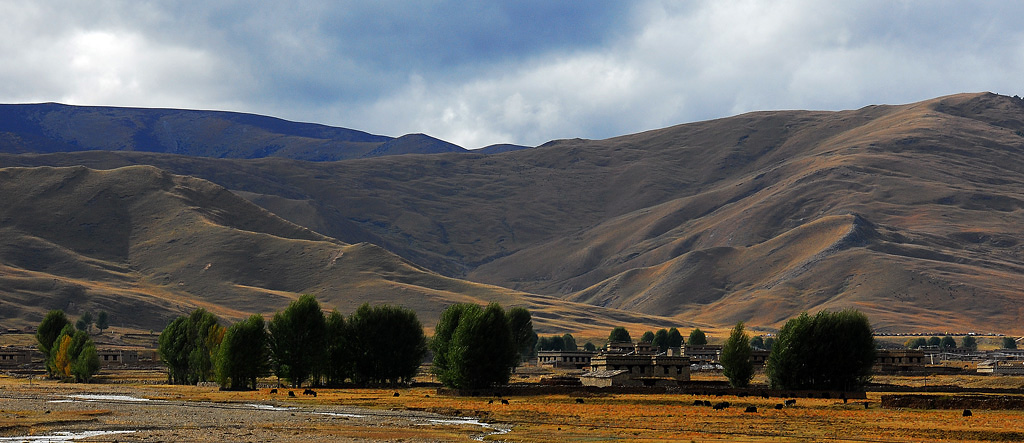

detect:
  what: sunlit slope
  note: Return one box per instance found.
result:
[0,165,679,333]
[3,93,1024,333]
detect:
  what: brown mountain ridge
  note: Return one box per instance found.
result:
[2,92,1023,334]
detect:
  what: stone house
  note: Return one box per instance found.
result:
[97,349,140,367]
[537,350,595,370]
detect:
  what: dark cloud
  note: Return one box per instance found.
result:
[1,1,1022,148]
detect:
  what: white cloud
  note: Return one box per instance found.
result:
[1,1,1023,149]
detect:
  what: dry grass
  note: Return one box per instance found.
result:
[4,372,1024,442]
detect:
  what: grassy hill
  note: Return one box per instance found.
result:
[0,165,681,335]
[3,93,1023,334]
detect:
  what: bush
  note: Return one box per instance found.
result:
[766,309,875,391]
[1002,337,1018,349]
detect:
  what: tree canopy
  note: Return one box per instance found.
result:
[608,326,632,343]
[347,303,427,385]
[688,328,708,346]
[36,310,71,377]
[652,329,670,352]
[506,307,537,363]
[940,336,957,349]
[961,336,978,351]
[667,328,684,349]
[158,308,224,385]
[766,309,875,391]
[1002,337,1018,349]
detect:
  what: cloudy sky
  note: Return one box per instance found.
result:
[2,1,1022,149]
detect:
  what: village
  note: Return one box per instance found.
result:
[3,326,1023,388]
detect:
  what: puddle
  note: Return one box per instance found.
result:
[67,394,152,402]
[314,412,365,418]
[423,417,512,441]
[246,404,295,411]
[0,430,135,442]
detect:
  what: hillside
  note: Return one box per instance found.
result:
[3,93,1024,334]
[0,103,466,161]
[0,165,680,334]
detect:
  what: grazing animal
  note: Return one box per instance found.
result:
[488,400,494,404]
[785,399,796,407]
[864,402,870,409]
[393,392,400,397]
[288,391,296,397]
[713,402,730,410]
[311,391,317,397]
[501,399,510,405]
[775,403,784,410]
[270,388,278,394]
[693,400,705,406]
[745,406,757,413]
[761,393,770,399]
[963,409,972,417]
[703,400,712,407]
[575,398,585,404]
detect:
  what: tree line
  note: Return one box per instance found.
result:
[159,295,430,390]
[159,297,537,391]
[718,309,875,391]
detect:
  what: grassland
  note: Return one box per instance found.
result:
[2,370,1023,442]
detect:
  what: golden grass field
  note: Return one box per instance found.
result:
[2,370,1023,442]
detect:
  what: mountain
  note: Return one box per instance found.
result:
[3,92,1024,334]
[0,103,467,161]
[0,165,679,333]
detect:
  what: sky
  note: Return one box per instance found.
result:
[2,1,1022,149]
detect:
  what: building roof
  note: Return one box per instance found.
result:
[581,369,629,379]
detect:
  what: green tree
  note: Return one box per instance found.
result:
[689,328,708,346]
[157,308,224,385]
[926,336,941,347]
[216,314,269,390]
[652,329,670,352]
[940,336,956,349]
[640,330,655,343]
[186,309,224,384]
[432,303,517,389]
[324,310,352,386]
[268,294,327,387]
[158,317,190,384]
[763,337,775,351]
[50,326,100,382]
[95,311,109,333]
[79,312,94,333]
[750,335,765,350]
[667,328,684,349]
[721,322,754,388]
[583,342,597,352]
[348,303,427,385]
[961,336,978,351]
[562,333,578,352]
[766,309,875,391]
[608,327,632,343]
[1001,337,1018,349]
[905,337,928,349]
[431,303,478,386]
[36,310,71,377]
[507,307,537,362]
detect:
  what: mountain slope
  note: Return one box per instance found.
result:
[0,165,680,334]
[0,103,467,161]
[3,93,1024,333]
